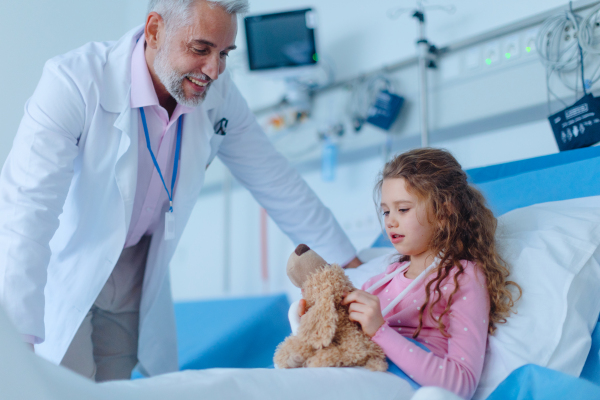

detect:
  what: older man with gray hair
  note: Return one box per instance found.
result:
[0,0,361,382]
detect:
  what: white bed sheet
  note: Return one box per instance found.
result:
[1,298,463,400]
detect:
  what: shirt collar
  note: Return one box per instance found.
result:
[130,37,194,116]
[386,261,408,275]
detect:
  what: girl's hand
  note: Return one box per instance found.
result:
[297,299,307,317]
[341,290,385,337]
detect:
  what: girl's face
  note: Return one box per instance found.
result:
[380,178,435,258]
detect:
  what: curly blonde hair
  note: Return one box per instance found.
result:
[374,148,521,337]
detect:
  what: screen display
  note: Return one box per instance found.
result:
[245,9,317,71]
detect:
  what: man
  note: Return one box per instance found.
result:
[0,0,360,382]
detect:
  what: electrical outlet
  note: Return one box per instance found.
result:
[483,41,501,67]
[522,27,539,55]
[561,20,579,51]
[502,34,520,60]
[590,16,600,40]
[464,46,481,70]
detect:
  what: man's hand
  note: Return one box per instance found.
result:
[341,290,385,337]
[343,257,362,269]
[297,298,307,317]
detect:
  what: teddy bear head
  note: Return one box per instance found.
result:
[286,244,327,288]
[287,244,354,307]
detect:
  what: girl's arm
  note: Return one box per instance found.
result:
[373,263,489,399]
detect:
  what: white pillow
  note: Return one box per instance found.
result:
[346,250,397,290]
[346,196,600,399]
[474,196,600,399]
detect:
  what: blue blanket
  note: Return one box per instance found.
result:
[386,337,430,390]
[487,364,600,400]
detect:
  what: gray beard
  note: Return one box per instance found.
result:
[153,43,211,108]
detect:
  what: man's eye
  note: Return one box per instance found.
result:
[193,48,208,54]
[220,52,229,58]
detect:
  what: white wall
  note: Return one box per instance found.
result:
[170,119,560,303]
[231,0,569,110]
[0,1,588,303]
[0,1,151,165]
[171,0,578,302]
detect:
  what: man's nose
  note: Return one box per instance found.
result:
[204,54,221,81]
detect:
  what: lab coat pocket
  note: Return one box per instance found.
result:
[206,134,225,169]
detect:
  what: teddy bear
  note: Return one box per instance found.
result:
[273,244,388,372]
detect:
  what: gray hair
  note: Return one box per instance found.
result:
[148,0,249,33]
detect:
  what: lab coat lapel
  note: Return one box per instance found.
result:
[174,108,212,205]
[171,83,224,206]
[112,106,138,230]
[100,26,144,237]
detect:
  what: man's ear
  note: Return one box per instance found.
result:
[145,12,165,50]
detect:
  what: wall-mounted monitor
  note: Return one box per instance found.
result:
[244,8,318,72]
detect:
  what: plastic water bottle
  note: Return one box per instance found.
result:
[321,139,337,182]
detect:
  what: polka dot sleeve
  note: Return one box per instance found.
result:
[371,261,490,399]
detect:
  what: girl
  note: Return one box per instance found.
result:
[341,148,520,399]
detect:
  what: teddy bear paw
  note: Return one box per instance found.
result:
[286,353,306,368]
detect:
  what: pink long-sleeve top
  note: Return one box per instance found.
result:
[362,260,490,399]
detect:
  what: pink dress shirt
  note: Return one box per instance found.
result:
[363,260,490,399]
[125,36,194,248]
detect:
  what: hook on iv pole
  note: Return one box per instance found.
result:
[386,1,456,148]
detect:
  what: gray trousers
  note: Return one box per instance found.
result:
[60,235,151,382]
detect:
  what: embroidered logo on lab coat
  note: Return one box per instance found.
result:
[214,118,228,136]
[207,118,228,169]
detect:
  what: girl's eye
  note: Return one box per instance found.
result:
[399,208,409,213]
[382,211,389,217]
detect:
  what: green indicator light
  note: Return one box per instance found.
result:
[485,58,492,65]
[526,46,532,53]
[312,53,319,62]
[505,53,511,59]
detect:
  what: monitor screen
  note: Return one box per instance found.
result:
[244,8,317,71]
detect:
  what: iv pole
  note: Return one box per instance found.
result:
[414,6,430,147]
[388,1,455,148]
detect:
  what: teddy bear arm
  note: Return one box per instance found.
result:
[297,294,338,349]
[274,335,315,369]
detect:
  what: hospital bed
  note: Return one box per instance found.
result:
[1,146,600,400]
[168,146,600,399]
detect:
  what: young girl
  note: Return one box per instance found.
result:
[341,148,520,399]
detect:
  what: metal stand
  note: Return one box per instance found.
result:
[414,8,430,147]
[388,1,455,148]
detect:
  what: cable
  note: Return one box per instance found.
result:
[578,3,600,54]
[536,5,600,112]
[569,1,587,95]
[346,73,398,132]
[536,12,581,73]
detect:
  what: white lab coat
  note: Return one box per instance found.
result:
[0,26,356,376]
